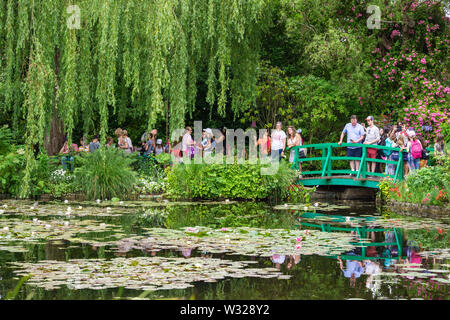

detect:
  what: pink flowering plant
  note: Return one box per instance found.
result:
[364,0,449,120]
[402,78,450,143]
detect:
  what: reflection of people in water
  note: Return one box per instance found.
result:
[181,247,192,258]
[201,250,212,259]
[271,254,286,270]
[364,260,382,292]
[115,239,133,257]
[286,255,301,270]
[365,227,378,258]
[338,254,365,288]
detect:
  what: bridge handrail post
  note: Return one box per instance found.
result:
[321,146,332,177]
[327,145,333,176]
[393,151,404,183]
[291,146,299,171]
[356,145,367,179]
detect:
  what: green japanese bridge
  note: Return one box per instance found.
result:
[288,143,408,189]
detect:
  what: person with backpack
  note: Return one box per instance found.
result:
[406,131,423,171]
[384,130,397,176]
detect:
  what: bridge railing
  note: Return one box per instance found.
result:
[287,143,406,182]
[295,212,404,261]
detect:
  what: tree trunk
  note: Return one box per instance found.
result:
[44,47,65,156]
[166,100,169,142]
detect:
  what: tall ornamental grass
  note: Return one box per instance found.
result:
[75,147,137,200]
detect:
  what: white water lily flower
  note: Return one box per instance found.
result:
[33,218,38,223]
[64,200,69,204]
[3,227,9,232]
[105,198,108,201]
[100,223,106,228]
[314,203,319,207]
[225,199,230,202]
[0,210,4,214]
[64,222,70,227]
[119,201,124,205]
[45,224,51,229]
[106,207,111,211]
[304,206,308,211]
[67,206,72,211]
[2,204,7,208]
[96,199,101,204]
[78,206,82,210]
[284,203,288,207]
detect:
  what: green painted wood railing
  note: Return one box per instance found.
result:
[296,218,404,261]
[287,143,435,184]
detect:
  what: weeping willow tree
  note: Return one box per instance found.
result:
[0,0,271,197]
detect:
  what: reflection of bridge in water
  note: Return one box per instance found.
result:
[296,212,406,261]
[288,143,433,189]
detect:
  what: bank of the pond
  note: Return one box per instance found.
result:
[388,199,450,219]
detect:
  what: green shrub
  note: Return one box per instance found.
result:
[155,153,172,166]
[74,147,137,200]
[388,163,450,206]
[0,125,53,197]
[166,160,297,201]
[133,154,166,180]
[47,168,80,198]
[285,184,316,204]
[405,165,450,195]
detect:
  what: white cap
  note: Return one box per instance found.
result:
[203,128,213,135]
[407,130,416,137]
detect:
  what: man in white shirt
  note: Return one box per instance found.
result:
[271,122,287,161]
[338,115,365,174]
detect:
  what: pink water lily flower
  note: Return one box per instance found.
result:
[296,237,302,242]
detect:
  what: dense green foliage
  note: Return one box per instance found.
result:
[0,0,272,196]
[0,125,54,197]
[383,158,450,206]
[74,147,137,200]
[0,0,448,197]
[166,160,297,200]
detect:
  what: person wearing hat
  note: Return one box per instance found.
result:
[296,128,307,158]
[363,116,380,174]
[154,139,165,155]
[202,128,215,157]
[338,115,365,174]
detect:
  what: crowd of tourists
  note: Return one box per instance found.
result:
[338,115,447,177]
[58,117,447,175]
[58,127,170,170]
[172,122,306,162]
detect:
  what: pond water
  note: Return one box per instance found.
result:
[0,199,448,300]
